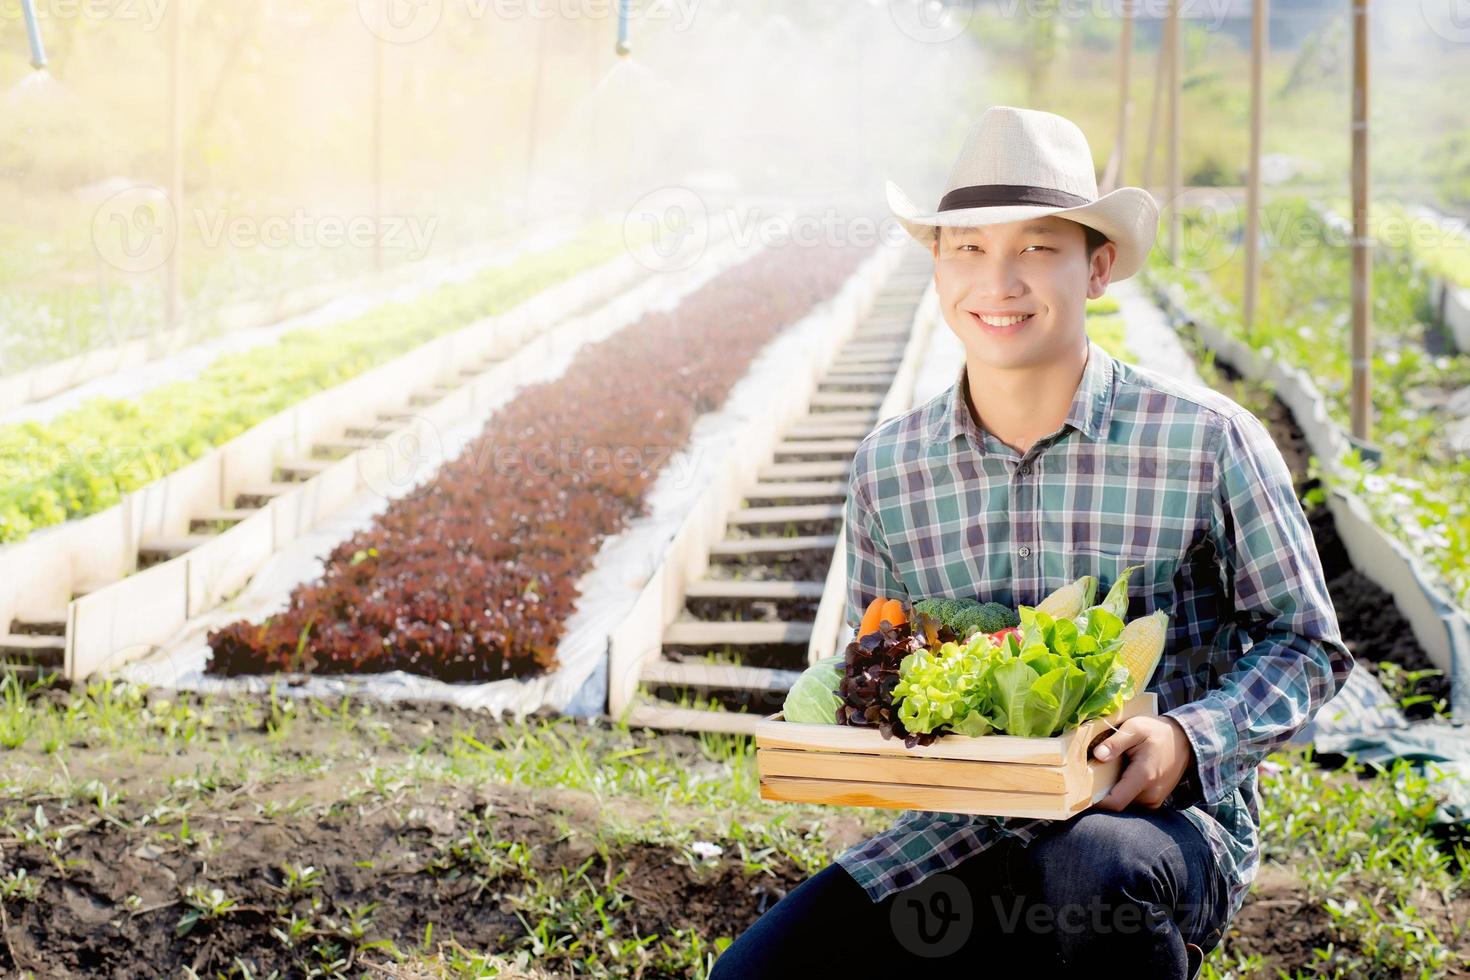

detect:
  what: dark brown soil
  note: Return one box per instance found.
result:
[0,694,832,979]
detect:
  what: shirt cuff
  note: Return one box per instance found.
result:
[1162,699,1234,807]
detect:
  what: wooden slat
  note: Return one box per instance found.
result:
[757,747,1069,793]
[753,694,1156,765]
[663,620,814,645]
[684,580,827,600]
[830,359,902,372]
[624,702,762,735]
[189,508,259,530]
[792,410,875,425]
[275,457,332,480]
[727,503,843,525]
[774,439,861,456]
[233,482,299,504]
[709,534,838,556]
[841,343,906,355]
[810,392,883,409]
[758,775,1087,820]
[138,534,215,559]
[743,481,847,500]
[642,660,803,692]
[819,372,892,386]
[313,436,376,454]
[759,461,850,480]
[0,634,65,666]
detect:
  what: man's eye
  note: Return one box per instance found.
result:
[1024,245,1050,253]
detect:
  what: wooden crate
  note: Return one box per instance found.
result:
[755,692,1159,820]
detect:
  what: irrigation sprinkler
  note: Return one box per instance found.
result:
[21,0,48,70]
[616,0,632,57]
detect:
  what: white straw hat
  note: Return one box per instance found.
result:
[886,106,1160,281]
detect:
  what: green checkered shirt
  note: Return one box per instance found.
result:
[835,340,1355,930]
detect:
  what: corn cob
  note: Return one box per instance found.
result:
[1036,574,1097,620]
[1117,610,1168,696]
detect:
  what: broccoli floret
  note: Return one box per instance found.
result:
[912,597,1018,637]
[970,601,1020,634]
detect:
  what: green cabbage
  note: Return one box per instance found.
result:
[782,655,844,724]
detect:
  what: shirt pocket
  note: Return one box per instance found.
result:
[1067,548,1179,620]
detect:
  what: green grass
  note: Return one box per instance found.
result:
[1,672,1466,976]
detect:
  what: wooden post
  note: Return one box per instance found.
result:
[1243,0,1267,341]
[1101,2,1135,195]
[521,16,550,228]
[1350,0,1372,440]
[1140,20,1166,192]
[1166,0,1181,265]
[165,0,183,347]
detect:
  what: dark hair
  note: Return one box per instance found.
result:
[1082,223,1110,257]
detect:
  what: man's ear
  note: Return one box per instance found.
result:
[1087,240,1118,300]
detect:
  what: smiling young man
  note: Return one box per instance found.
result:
[711,108,1355,978]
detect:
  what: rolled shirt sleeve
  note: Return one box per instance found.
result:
[1164,410,1356,808]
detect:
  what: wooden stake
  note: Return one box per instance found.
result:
[1140,19,1166,192]
[165,0,183,347]
[1102,2,1136,195]
[373,32,384,277]
[1350,0,1371,440]
[1166,0,1181,265]
[1243,0,1267,341]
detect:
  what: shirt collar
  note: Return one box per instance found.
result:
[926,340,1116,452]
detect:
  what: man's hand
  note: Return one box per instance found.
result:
[1090,716,1196,812]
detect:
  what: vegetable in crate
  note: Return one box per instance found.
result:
[838,607,954,742]
[891,633,999,741]
[911,597,1020,638]
[782,655,845,725]
[857,596,907,638]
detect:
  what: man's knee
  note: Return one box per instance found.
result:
[1017,811,1177,943]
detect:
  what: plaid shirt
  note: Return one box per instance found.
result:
[835,340,1355,930]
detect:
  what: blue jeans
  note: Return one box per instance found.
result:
[710,808,1231,978]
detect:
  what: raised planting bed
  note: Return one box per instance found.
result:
[204,240,874,683]
[0,223,629,545]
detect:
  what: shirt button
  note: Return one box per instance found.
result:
[1017,463,1031,476]
[1017,546,1032,559]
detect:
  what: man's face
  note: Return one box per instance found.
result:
[930,215,1115,371]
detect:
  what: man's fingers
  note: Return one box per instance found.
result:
[1094,756,1150,812]
[1092,721,1144,762]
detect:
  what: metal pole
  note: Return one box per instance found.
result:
[373,33,384,277]
[1350,0,1372,440]
[1243,0,1267,341]
[1166,0,1180,265]
[20,0,47,69]
[1102,2,1135,195]
[521,15,550,228]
